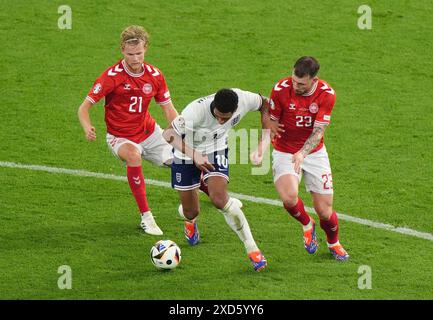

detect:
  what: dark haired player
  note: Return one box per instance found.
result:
[251,56,349,261]
[163,88,278,271]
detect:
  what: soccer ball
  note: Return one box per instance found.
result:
[150,240,181,270]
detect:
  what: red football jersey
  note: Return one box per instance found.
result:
[270,77,336,154]
[86,59,172,143]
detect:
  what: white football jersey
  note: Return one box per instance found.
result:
[171,88,262,160]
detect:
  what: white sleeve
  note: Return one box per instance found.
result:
[234,89,262,112]
[171,115,187,136]
[171,101,203,136]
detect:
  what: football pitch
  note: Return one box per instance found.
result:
[1,0,432,300]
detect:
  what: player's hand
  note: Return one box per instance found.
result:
[269,121,285,140]
[85,126,96,141]
[250,149,263,165]
[193,152,215,173]
[251,131,271,165]
[292,151,305,174]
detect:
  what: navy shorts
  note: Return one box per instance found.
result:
[171,148,229,191]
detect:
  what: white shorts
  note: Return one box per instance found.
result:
[106,125,173,166]
[272,146,334,195]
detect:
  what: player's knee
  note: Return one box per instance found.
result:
[211,198,227,210]
[208,187,229,209]
[124,150,141,166]
[210,193,229,210]
[315,205,333,220]
[282,194,298,208]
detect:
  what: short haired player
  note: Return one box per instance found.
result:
[251,56,349,261]
[163,88,282,271]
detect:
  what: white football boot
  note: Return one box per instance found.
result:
[140,212,163,235]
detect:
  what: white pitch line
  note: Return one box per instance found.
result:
[1,160,433,243]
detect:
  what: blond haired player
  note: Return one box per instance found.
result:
[78,26,178,235]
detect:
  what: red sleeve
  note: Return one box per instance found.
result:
[315,92,336,126]
[269,86,283,121]
[154,70,172,106]
[86,72,116,104]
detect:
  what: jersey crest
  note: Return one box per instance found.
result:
[231,114,241,126]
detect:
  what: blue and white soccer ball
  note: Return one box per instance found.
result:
[150,240,181,270]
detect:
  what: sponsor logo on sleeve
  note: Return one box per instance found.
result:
[93,83,102,94]
[231,114,241,126]
[270,99,275,110]
[324,115,331,121]
[175,117,185,130]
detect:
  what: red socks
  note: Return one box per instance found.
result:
[284,198,311,226]
[320,211,339,245]
[127,166,149,214]
[285,198,340,245]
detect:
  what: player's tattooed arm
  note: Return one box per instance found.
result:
[292,124,327,174]
[299,124,326,157]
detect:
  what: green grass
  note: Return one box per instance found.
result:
[1,0,433,299]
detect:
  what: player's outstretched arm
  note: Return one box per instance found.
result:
[250,96,284,165]
[292,124,327,173]
[250,129,271,166]
[77,99,96,141]
[162,125,215,173]
[160,102,179,125]
[258,95,284,139]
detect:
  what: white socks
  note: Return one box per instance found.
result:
[178,204,196,222]
[220,198,259,253]
[302,219,313,231]
[327,241,340,248]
